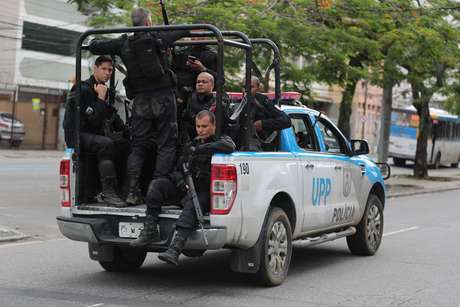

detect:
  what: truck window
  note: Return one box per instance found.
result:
[317,118,348,154]
[290,115,318,151]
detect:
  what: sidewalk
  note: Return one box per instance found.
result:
[386,171,460,198]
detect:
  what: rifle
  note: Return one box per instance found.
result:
[182,159,208,246]
[159,0,169,25]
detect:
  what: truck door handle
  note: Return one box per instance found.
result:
[334,165,342,171]
[305,163,315,169]
[359,164,366,176]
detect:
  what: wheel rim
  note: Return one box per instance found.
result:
[267,221,288,275]
[366,203,382,250]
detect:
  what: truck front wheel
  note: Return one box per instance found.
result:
[256,207,292,286]
[99,247,147,272]
[347,194,384,256]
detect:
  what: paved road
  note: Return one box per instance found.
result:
[0,153,62,241]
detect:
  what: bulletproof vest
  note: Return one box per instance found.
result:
[189,136,216,189]
[121,33,170,97]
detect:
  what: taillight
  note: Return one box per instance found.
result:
[60,159,71,207]
[210,164,237,215]
[0,123,8,128]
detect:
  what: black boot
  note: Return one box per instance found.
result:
[126,175,143,206]
[158,232,187,265]
[98,160,126,208]
[130,215,161,247]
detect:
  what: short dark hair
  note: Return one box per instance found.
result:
[94,55,113,67]
[132,8,151,26]
[196,110,215,125]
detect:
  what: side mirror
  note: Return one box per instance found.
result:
[350,139,369,155]
[376,162,391,180]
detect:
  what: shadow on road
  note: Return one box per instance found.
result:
[70,244,355,289]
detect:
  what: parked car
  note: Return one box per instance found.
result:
[0,112,26,147]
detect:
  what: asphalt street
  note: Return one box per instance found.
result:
[0,152,459,306]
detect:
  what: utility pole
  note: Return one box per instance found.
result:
[9,86,18,149]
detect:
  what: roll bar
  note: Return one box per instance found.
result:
[73,24,254,203]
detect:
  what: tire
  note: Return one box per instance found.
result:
[393,157,406,167]
[99,247,147,272]
[182,249,206,258]
[347,194,384,256]
[256,207,292,286]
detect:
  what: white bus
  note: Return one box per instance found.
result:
[389,106,460,168]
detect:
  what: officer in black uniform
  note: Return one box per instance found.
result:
[63,56,127,207]
[179,72,231,146]
[88,8,190,206]
[248,76,291,151]
[130,111,235,265]
[173,33,217,103]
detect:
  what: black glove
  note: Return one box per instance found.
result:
[182,142,196,157]
[169,171,186,192]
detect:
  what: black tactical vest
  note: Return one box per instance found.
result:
[120,33,172,97]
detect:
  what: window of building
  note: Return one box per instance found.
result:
[22,22,81,56]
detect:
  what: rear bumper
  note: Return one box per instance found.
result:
[56,216,227,250]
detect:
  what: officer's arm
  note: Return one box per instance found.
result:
[194,135,236,154]
[260,104,291,132]
[88,36,124,55]
[157,30,190,47]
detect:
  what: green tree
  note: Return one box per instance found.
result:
[397,3,460,177]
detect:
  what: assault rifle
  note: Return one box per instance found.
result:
[182,157,208,246]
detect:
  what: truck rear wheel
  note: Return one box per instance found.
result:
[347,194,383,256]
[99,247,147,272]
[256,207,292,286]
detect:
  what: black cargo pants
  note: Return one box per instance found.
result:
[145,175,210,239]
[127,88,178,179]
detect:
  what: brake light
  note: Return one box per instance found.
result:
[0,123,8,128]
[60,159,71,207]
[210,164,237,215]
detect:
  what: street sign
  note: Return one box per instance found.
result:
[32,98,40,111]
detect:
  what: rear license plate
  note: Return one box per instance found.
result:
[119,222,144,238]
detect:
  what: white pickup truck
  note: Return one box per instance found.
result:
[57,104,388,286]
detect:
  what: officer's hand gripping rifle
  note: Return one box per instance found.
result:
[182,158,208,246]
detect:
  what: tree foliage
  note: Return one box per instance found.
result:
[70,0,460,176]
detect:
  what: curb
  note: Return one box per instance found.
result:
[0,226,29,243]
[387,186,460,199]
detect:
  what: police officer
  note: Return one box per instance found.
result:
[248,76,291,151]
[88,8,190,206]
[173,32,217,103]
[63,56,126,207]
[130,111,235,264]
[180,72,215,141]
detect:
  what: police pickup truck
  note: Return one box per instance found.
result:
[57,102,388,286]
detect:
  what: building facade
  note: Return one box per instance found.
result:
[0,0,90,149]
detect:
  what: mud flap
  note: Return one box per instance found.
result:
[230,234,263,274]
[88,243,114,262]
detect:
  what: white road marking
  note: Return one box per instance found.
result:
[0,238,67,248]
[383,226,419,237]
[0,241,44,248]
[87,304,104,307]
